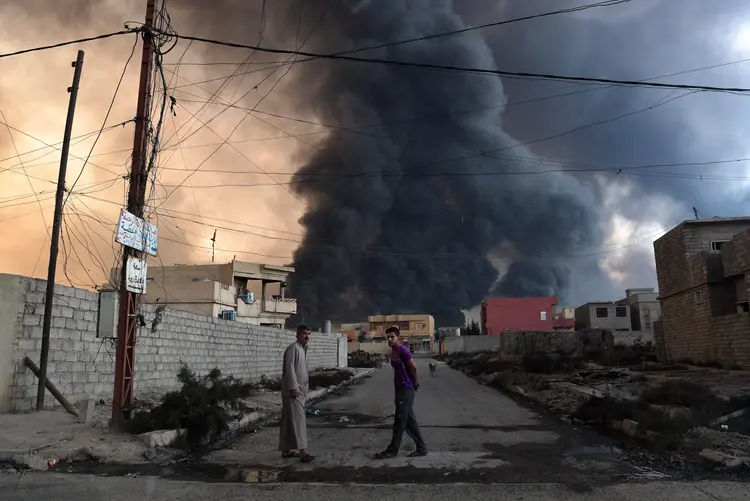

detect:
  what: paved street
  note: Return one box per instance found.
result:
[206,357,659,484]
[1,358,748,498]
[1,473,748,501]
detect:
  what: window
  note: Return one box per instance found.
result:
[540,311,547,321]
[616,306,627,318]
[710,240,728,252]
[413,323,425,331]
[694,289,703,304]
[596,307,609,318]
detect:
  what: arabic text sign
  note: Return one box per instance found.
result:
[116,209,158,255]
[126,256,148,294]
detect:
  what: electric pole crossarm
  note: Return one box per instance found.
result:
[36,50,85,411]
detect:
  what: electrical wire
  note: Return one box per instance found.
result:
[63,33,139,207]
[0,29,139,60]
[158,30,750,94]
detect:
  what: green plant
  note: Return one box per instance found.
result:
[127,364,255,448]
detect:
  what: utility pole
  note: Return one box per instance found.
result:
[112,0,156,429]
[36,50,85,411]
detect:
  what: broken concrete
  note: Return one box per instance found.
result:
[75,397,95,424]
[10,453,49,471]
[699,449,746,469]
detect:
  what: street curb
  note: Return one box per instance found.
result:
[142,367,378,448]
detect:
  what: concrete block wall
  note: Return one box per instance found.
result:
[1,274,342,411]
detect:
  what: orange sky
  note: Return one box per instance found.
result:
[0,1,318,289]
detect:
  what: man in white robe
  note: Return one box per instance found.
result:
[278,324,315,462]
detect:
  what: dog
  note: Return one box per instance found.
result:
[428,362,437,377]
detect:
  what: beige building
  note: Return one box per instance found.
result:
[368,314,436,354]
[109,260,296,328]
[616,288,661,335]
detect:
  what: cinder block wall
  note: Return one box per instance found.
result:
[2,274,341,411]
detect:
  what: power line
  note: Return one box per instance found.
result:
[73,189,684,262]
[332,0,633,56]
[0,29,138,60]
[159,30,750,94]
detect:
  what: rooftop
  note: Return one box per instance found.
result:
[682,217,750,226]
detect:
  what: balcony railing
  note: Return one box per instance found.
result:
[263,297,297,314]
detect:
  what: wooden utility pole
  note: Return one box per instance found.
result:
[36,50,85,411]
[112,0,156,429]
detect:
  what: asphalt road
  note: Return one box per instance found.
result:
[1,473,748,501]
[205,357,663,485]
[1,358,749,498]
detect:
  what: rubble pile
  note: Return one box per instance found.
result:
[348,350,387,368]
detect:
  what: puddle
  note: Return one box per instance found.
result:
[567,444,622,456]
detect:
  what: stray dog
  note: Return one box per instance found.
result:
[428,362,437,377]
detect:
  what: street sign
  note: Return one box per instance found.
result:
[116,209,158,255]
[125,256,148,294]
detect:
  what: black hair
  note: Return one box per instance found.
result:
[385,326,400,335]
[297,324,311,335]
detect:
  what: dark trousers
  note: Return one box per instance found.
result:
[387,387,427,453]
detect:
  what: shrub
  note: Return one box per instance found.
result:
[126,364,255,448]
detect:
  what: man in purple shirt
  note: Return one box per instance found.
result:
[374,326,428,459]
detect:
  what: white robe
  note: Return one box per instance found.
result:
[278,341,309,451]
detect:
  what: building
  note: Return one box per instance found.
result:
[436,326,461,339]
[553,307,576,331]
[574,301,631,331]
[616,288,661,335]
[653,217,750,367]
[368,314,435,353]
[480,296,570,334]
[340,322,370,342]
[112,260,297,328]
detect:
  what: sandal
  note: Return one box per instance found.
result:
[407,450,428,457]
[300,454,316,463]
[373,450,397,459]
[281,451,299,458]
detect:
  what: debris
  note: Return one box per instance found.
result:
[348,350,386,368]
[11,453,48,471]
[622,419,639,438]
[75,397,96,424]
[699,449,745,469]
[710,407,749,427]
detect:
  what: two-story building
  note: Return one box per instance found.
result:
[110,260,297,328]
[368,314,435,353]
[480,296,573,334]
[653,217,750,367]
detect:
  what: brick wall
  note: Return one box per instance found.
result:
[1,275,342,411]
[654,222,750,368]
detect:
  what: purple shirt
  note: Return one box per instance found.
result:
[390,345,414,390]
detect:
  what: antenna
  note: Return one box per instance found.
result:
[692,207,699,220]
[210,229,217,263]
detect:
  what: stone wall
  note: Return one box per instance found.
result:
[441,330,618,359]
[0,274,343,412]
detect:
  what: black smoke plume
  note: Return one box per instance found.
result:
[278,0,600,327]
